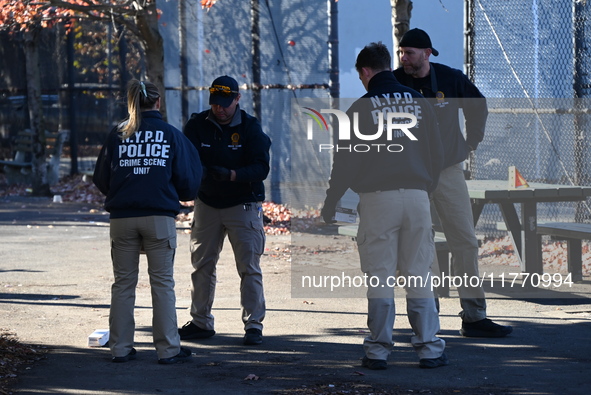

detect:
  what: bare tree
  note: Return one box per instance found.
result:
[391,0,413,69]
[0,0,218,195]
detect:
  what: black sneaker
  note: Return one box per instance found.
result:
[419,353,448,369]
[178,321,215,340]
[112,348,137,363]
[158,347,192,365]
[243,328,263,345]
[460,318,513,338]
[361,356,387,370]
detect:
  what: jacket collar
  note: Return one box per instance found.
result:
[395,64,439,95]
[141,110,163,120]
[367,70,398,92]
[206,104,242,129]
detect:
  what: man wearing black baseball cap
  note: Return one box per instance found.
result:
[208,75,240,108]
[180,75,272,346]
[395,29,513,339]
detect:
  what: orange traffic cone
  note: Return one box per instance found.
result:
[508,166,529,189]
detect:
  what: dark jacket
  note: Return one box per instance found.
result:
[394,63,487,169]
[183,105,271,209]
[93,111,202,219]
[324,70,444,208]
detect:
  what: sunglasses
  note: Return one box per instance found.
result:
[209,85,238,97]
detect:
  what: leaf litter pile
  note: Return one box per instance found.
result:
[0,330,46,395]
[275,381,505,395]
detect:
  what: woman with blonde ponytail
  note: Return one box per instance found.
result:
[93,79,202,364]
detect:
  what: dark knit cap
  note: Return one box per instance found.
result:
[399,28,439,56]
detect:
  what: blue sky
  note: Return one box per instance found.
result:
[339,0,464,97]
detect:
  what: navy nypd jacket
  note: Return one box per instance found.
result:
[183,105,271,209]
[324,70,444,208]
[394,63,487,169]
[93,111,202,219]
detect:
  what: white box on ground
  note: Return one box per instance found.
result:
[335,206,357,223]
[88,329,109,347]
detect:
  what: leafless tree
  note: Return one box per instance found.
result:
[390,0,413,69]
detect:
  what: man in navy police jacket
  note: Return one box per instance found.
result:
[394,28,512,338]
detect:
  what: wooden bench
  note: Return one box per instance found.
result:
[537,222,591,282]
[338,225,452,297]
[0,130,67,185]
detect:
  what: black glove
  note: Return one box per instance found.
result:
[321,202,337,224]
[209,165,231,182]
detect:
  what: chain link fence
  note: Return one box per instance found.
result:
[159,0,334,205]
[468,0,591,235]
[1,1,334,193]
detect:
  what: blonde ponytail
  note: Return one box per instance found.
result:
[118,80,160,140]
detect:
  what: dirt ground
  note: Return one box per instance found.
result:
[1,196,591,394]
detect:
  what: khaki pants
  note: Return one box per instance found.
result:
[189,199,266,331]
[431,163,486,322]
[109,216,181,359]
[357,189,445,360]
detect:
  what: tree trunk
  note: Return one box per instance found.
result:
[24,28,51,196]
[391,0,413,69]
[136,4,167,120]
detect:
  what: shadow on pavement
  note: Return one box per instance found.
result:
[0,196,108,226]
[13,317,591,395]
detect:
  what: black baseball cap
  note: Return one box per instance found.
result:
[208,75,239,107]
[399,28,439,56]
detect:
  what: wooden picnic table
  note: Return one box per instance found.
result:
[467,180,591,275]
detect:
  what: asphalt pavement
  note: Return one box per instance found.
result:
[1,195,590,395]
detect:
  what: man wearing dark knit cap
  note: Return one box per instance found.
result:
[394,28,513,338]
